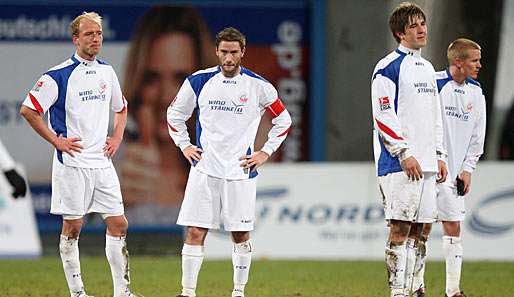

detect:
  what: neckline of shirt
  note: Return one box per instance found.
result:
[73,52,97,66]
[397,44,421,57]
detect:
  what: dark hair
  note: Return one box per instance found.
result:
[215,27,246,49]
[389,2,426,43]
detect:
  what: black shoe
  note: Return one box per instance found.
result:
[413,287,425,297]
[176,295,189,297]
[445,291,466,297]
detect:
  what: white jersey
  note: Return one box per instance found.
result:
[371,45,445,176]
[23,53,127,168]
[167,66,292,180]
[436,69,486,185]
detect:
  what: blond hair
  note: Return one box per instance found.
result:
[447,38,481,64]
[69,12,102,37]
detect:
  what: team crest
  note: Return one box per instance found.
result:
[98,79,107,94]
[466,102,473,112]
[239,95,249,104]
[32,80,44,92]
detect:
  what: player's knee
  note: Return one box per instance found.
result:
[62,219,83,239]
[105,215,128,237]
[231,231,250,244]
[185,227,208,245]
[442,221,460,236]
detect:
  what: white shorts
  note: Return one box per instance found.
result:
[51,161,124,218]
[177,167,257,231]
[436,183,465,221]
[378,171,437,223]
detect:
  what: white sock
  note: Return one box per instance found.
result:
[181,244,204,297]
[105,234,131,297]
[232,240,252,297]
[404,238,416,295]
[385,241,407,297]
[59,235,85,297]
[443,236,463,296]
[412,236,428,292]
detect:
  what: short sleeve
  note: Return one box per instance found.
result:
[23,74,58,114]
[110,68,127,112]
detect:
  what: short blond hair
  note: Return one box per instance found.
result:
[70,12,102,37]
[447,38,481,64]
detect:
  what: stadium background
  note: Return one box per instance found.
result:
[0,0,513,295]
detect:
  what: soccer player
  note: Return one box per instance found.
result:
[20,12,138,297]
[0,139,27,199]
[371,3,447,297]
[167,27,291,297]
[411,38,486,297]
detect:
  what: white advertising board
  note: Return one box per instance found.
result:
[0,167,42,258]
[205,163,514,260]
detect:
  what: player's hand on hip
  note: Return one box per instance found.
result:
[458,171,472,195]
[183,145,203,165]
[104,136,122,158]
[436,160,448,183]
[239,151,270,172]
[400,156,423,181]
[53,134,83,157]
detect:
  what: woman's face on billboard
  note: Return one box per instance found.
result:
[140,32,197,143]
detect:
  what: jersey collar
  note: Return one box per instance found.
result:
[73,52,97,66]
[397,44,421,57]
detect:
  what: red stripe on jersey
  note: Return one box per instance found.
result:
[28,92,43,113]
[266,99,286,118]
[277,127,291,137]
[167,122,178,132]
[375,118,404,140]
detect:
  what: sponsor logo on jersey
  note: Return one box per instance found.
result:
[208,99,245,114]
[414,82,436,94]
[415,61,425,66]
[223,79,237,84]
[444,105,470,121]
[378,96,391,111]
[85,70,96,75]
[32,80,43,92]
[79,89,106,102]
[454,88,465,94]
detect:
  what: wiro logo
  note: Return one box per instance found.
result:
[468,189,514,236]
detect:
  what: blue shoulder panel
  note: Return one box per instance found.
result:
[187,67,221,151]
[372,50,407,114]
[45,56,81,163]
[241,67,269,83]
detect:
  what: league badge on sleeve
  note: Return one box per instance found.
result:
[32,81,44,92]
[378,96,391,111]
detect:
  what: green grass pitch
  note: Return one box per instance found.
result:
[0,257,513,296]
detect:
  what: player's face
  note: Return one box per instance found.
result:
[216,41,245,77]
[73,20,103,60]
[460,49,482,80]
[398,15,427,50]
[141,32,196,143]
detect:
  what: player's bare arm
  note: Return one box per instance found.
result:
[458,171,472,195]
[104,107,127,158]
[182,145,203,164]
[437,159,448,183]
[20,105,83,157]
[400,156,423,181]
